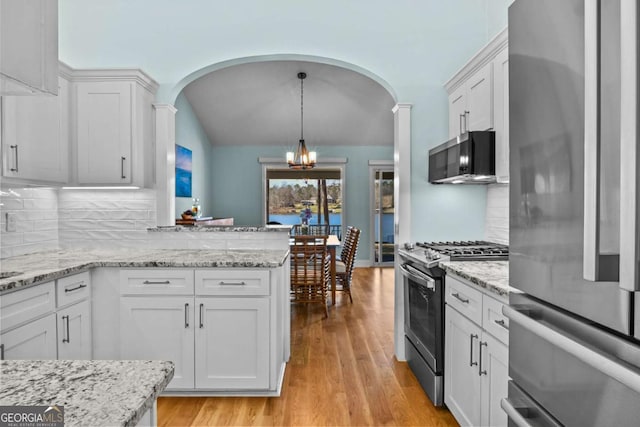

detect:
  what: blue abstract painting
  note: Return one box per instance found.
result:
[175,145,192,197]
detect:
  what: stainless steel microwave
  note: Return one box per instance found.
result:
[428,131,496,184]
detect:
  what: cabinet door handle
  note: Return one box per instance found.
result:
[65,283,87,293]
[494,319,509,330]
[479,341,487,376]
[199,303,204,328]
[142,280,170,285]
[219,281,246,286]
[469,334,478,366]
[452,292,469,304]
[0,343,4,360]
[121,156,126,179]
[184,303,189,328]
[464,110,470,133]
[9,145,18,172]
[62,315,70,343]
[459,114,465,135]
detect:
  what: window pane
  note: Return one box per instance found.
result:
[267,177,342,226]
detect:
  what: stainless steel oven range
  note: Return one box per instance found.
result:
[398,241,508,407]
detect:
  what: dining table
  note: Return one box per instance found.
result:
[289,234,341,305]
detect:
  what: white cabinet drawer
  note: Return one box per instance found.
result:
[120,269,194,295]
[445,275,483,325]
[195,270,270,296]
[57,272,91,308]
[482,295,509,345]
[0,282,55,332]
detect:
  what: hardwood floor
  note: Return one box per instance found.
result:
[157,267,459,426]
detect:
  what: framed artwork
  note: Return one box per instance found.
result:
[175,144,192,197]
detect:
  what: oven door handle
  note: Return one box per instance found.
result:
[400,263,435,290]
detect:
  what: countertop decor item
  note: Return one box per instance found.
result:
[286,72,317,170]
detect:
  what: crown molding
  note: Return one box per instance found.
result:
[58,62,160,93]
[445,27,508,93]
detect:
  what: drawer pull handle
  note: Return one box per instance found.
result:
[65,283,87,293]
[121,156,126,179]
[142,280,171,285]
[184,303,189,328]
[469,334,478,367]
[219,281,246,286]
[62,315,70,343]
[452,292,470,304]
[479,341,488,376]
[199,303,204,328]
[494,319,509,330]
[10,144,18,172]
[0,343,4,360]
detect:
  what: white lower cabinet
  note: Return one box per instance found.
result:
[120,297,195,390]
[195,297,270,390]
[0,313,57,360]
[57,300,92,360]
[445,275,509,427]
[445,305,482,426]
[118,268,283,393]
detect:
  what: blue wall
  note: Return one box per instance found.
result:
[59,0,511,244]
[174,93,214,218]
[210,145,392,262]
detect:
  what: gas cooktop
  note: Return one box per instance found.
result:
[400,240,509,268]
[416,240,509,260]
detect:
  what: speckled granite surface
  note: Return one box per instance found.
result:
[0,360,174,427]
[148,225,293,232]
[0,248,289,293]
[439,261,512,298]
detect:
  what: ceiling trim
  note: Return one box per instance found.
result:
[168,53,398,105]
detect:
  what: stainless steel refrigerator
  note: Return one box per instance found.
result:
[504,0,640,425]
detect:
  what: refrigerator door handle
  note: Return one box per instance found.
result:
[500,398,534,427]
[503,305,640,394]
[620,0,640,291]
[583,0,620,283]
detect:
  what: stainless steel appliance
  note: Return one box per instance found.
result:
[504,0,640,425]
[428,131,496,184]
[398,241,509,406]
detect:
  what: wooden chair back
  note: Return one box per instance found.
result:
[290,235,330,317]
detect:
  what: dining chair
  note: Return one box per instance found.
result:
[335,227,360,303]
[290,235,331,317]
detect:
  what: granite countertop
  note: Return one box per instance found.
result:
[0,248,290,293]
[439,260,512,298]
[0,360,174,427]
[148,224,293,232]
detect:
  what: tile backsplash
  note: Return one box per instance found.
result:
[1,187,288,258]
[484,183,509,244]
[58,189,157,249]
[0,187,60,258]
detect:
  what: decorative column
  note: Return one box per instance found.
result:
[393,102,412,361]
[154,104,177,226]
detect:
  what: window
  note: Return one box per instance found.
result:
[266,168,343,230]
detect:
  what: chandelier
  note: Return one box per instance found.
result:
[286,72,316,169]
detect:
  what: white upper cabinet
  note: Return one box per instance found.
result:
[2,71,70,183]
[72,69,158,187]
[445,29,509,179]
[448,63,493,138]
[0,0,58,96]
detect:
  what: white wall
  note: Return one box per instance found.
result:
[484,184,509,244]
[0,187,59,258]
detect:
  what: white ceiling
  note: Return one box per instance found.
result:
[182,60,395,147]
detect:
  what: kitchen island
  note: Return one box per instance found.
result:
[0,359,174,427]
[0,247,291,397]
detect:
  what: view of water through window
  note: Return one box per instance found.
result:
[267,179,342,225]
